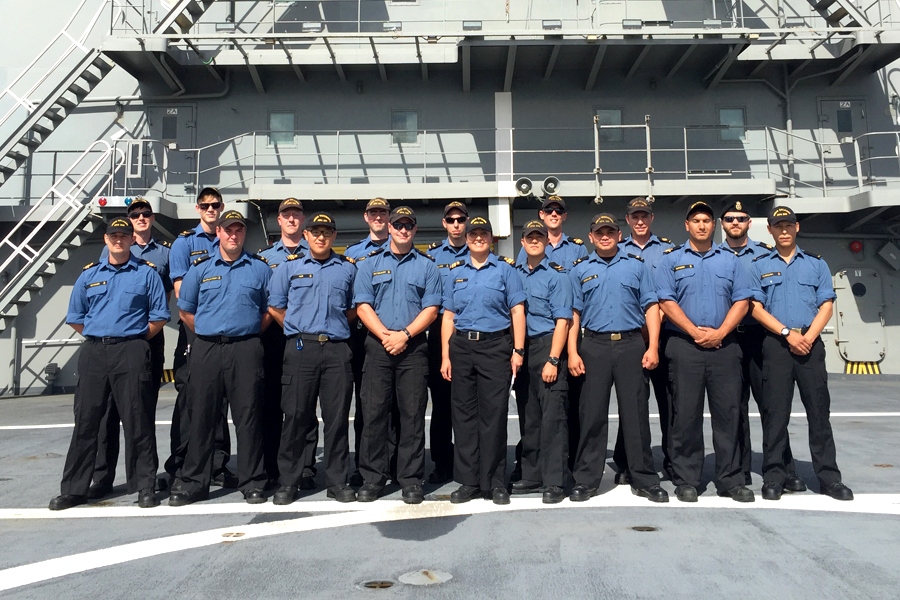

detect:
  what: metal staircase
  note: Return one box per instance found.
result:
[0,141,125,333]
[0,0,116,188]
[810,0,870,28]
[154,0,217,35]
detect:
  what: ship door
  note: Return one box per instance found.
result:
[833,267,885,365]
[146,105,196,201]
[818,100,870,185]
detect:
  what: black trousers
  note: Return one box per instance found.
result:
[61,338,157,496]
[735,325,795,478]
[759,334,842,486]
[279,338,353,489]
[450,333,512,491]
[613,330,672,477]
[517,335,569,488]
[177,337,266,495]
[262,325,319,482]
[91,330,165,488]
[360,333,429,487]
[575,332,659,490]
[164,322,230,477]
[567,330,585,471]
[427,319,454,473]
[666,333,743,491]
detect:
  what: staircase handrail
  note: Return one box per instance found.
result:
[0,0,117,132]
[0,141,124,282]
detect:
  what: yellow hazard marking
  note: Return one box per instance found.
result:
[844,361,881,375]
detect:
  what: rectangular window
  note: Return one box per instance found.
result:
[392,110,418,145]
[719,107,746,141]
[596,109,623,143]
[161,116,177,141]
[268,111,295,146]
[836,109,853,133]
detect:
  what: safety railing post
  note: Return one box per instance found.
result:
[336,130,340,184]
[683,127,689,179]
[422,129,427,183]
[853,140,864,192]
[644,115,653,199]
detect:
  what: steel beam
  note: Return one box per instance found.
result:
[504,44,517,93]
[370,38,387,82]
[626,45,651,79]
[544,44,561,80]
[585,46,607,91]
[322,38,346,82]
[844,206,890,231]
[707,44,746,89]
[832,44,877,86]
[248,64,265,94]
[278,40,305,82]
[416,38,428,81]
[666,44,696,80]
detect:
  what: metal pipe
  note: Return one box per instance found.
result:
[798,232,896,239]
[783,65,795,197]
[854,140,864,191]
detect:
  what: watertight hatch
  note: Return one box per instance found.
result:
[833,268,886,363]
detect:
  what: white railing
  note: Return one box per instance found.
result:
[0,141,125,293]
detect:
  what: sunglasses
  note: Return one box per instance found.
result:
[391,221,415,232]
[542,207,566,215]
[199,202,223,211]
[722,216,750,223]
[445,217,468,224]
[128,210,153,219]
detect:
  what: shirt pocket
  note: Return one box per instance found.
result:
[450,278,469,312]
[240,281,265,310]
[406,273,426,304]
[330,280,350,310]
[289,276,315,305]
[673,265,696,284]
[122,287,148,312]
[713,266,734,297]
[482,278,508,312]
[527,293,551,318]
[797,272,820,311]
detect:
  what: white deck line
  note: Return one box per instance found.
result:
[3,412,900,430]
[1,489,899,593]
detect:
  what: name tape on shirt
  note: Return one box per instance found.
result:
[86,281,107,288]
[190,250,208,256]
[454,278,468,283]
[581,274,598,284]
[760,272,781,279]
[201,276,222,283]
[373,270,392,276]
[674,264,694,271]
[291,273,313,280]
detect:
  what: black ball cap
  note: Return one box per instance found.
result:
[106,217,134,235]
[540,195,566,211]
[278,197,303,213]
[390,206,417,224]
[521,220,548,238]
[217,210,247,229]
[590,213,620,232]
[197,186,221,202]
[443,201,468,217]
[126,198,152,214]
[626,197,653,215]
[465,216,493,235]
[767,205,797,225]
[686,201,714,220]
[306,212,337,230]
[720,200,751,219]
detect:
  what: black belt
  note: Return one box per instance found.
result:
[526,332,553,343]
[288,333,347,343]
[197,333,259,344]
[735,323,764,333]
[455,328,509,341]
[85,334,145,344]
[584,328,641,341]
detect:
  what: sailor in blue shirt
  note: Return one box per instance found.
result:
[257,197,314,490]
[91,198,173,499]
[656,201,755,503]
[171,210,272,506]
[515,196,588,268]
[441,217,526,505]
[749,205,852,501]
[342,197,392,486]
[50,217,169,511]
[424,201,470,484]
[612,197,677,486]
[353,206,442,504]
[719,200,800,490]
[268,212,359,505]
[509,220,572,504]
[566,214,667,504]
[164,187,234,489]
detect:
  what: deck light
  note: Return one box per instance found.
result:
[542,20,562,30]
[462,21,482,31]
[622,19,643,29]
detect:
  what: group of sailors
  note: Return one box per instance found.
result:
[48,188,854,510]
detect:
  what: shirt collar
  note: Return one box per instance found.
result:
[623,234,660,249]
[517,255,551,274]
[194,223,217,240]
[589,249,626,266]
[683,243,723,258]
[384,247,418,263]
[301,250,341,266]
[465,253,499,269]
[101,255,140,272]
[214,249,252,266]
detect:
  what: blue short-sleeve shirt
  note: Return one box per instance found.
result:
[258,238,309,271]
[177,250,272,336]
[267,251,357,339]
[722,239,774,325]
[343,235,389,261]
[100,237,173,293]
[569,251,657,332]
[169,224,219,281]
[353,248,443,331]
[67,256,170,337]
[443,254,526,332]
[515,256,573,338]
[618,234,676,274]
[656,243,755,331]
[751,248,836,329]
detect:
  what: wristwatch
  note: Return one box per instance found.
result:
[780,327,791,337]
[513,348,525,357]
[402,328,412,340]
[547,356,560,367]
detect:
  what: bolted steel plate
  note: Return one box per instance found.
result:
[398,570,452,586]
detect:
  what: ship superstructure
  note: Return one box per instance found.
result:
[1,0,899,393]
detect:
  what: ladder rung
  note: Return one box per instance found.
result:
[31,121,52,135]
[19,136,42,148]
[826,8,849,22]
[815,0,838,10]
[67,82,89,96]
[79,67,102,84]
[53,95,76,109]
[5,149,29,162]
